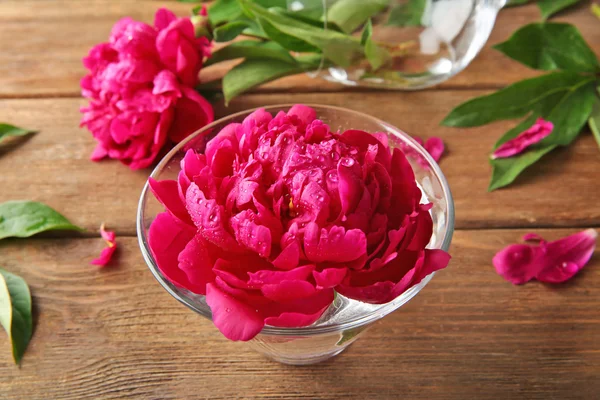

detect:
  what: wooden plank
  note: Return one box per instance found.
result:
[0,229,598,399]
[2,94,598,234]
[0,1,597,97]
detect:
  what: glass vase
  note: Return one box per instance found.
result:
[137,105,455,365]
[289,0,507,89]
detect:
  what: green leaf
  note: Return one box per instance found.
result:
[489,144,557,191]
[592,3,600,20]
[222,59,315,105]
[441,72,589,127]
[209,0,243,25]
[493,23,599,73]
[0,123,36,144]
[0,201,83,240]
[361,20,392,71]
[269,7,343,32]
[506,0,530,6]
[386,0,427,27]
[239,0,363,67]
[541,80,596,145]
[588,94,600,151]
[326,0,388,33]
[213,20,250,42]
[538,0,581,20]
[205,40,296,66]
[0,269,32,364]
[488,80,595,190]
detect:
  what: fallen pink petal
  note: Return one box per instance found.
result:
[91,223,117,266]
[492,118,554,159]
[401,135,445,169]
[493,229,597,285]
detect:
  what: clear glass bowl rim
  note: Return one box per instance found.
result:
[137,104,455,336]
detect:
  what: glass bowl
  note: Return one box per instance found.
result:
[289,0,507,89]
[137,104,454,365]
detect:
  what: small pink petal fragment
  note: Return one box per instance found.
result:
[424,137,445,163]
[492,118,554,159]
[493,229,597,285]
[91,224,117,266]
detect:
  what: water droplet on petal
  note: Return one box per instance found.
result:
[225,308,231,313]
[341,157,355,167]
[561,262,569,268]
[327,171,339,183]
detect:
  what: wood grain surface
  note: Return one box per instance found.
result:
[0,0,599,399]
[0,231,598,400]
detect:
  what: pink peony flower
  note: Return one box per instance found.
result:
[492,118,554,160]
[91,223,117,266]
[148,105,450,341]
[81,8,213,170]
[493,229,597,285]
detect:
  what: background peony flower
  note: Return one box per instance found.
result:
[148,105,450,341]
[80,8,213,170]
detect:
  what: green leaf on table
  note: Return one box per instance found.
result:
[489,144,557,191]
[386,0,427,27]
[361,20,392,71]
[538,0,581,20]
[592,3,600,20]
[213,20,250,42]
[506,0,530,6]
[587,94,600,151]
[326,0,388,33]
[222,58,316,105]
[441,72,589,127]
[0,269,32,364]
[494,23,599,73]
[0,201,83,240]
[542,80,596,145]
[488,80,596,190]
[206,40,296,66]
[0,124,36,144]
[239,0,363,67]
[489,115,556,191]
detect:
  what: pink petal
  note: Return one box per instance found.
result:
[230,210,272,258]
[272,240,301,270]
[261,280,316,302]
[304,222,367,263]
[493,229,597,285]
[148,212,200,291]
[492,118,554,159]
[100,223,116,243]
[424,137,445,163]
[154,8,177,30]
[313,268,347,289]
[286,104,316,128]
[492,244,545,285]
[340,129,391,170]
[91,224,117,266]
[149,178,193,226]
[91,245,117,266]
[186,183,242,252]
[264,289,334,327]
[90,145,108,161]
[248,265,315,285]
[337,157,364,216]
[537,229,597,283]
[206,283,264,341]
[177,234,217,295]
[168,87,214,143]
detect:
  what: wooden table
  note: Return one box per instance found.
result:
[1,1,599,399]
